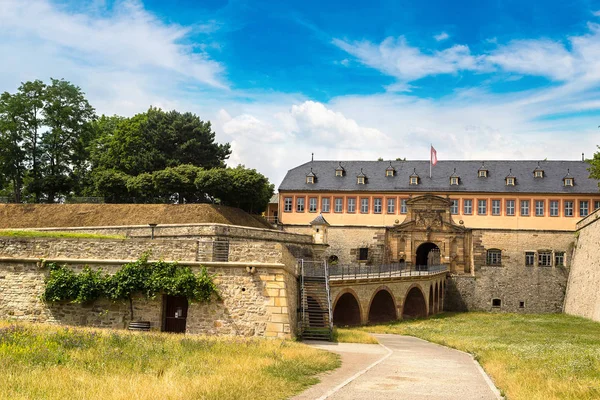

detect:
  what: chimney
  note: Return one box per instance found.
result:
[582,152,585,162]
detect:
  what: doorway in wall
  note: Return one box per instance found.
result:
[162,295,188,333]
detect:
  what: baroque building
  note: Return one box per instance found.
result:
[278,159,600,313]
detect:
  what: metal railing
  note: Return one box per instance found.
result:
[328,263,448,281]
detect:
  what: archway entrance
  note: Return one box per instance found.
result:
[416,242,440,268]
[333,293,361,326]
[403,287,427,319]
[368,290,396,323]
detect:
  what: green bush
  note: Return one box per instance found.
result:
[42,256,218,308]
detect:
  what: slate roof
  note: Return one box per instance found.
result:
[309,214,330,226]
[279,160,600,194]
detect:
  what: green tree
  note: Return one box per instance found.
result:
[90,169,131,203]
[0,91,27,202]
[41,78,96,203]
[589,146,600,186]
[19,80,46,202]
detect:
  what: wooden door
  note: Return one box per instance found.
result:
[163,295,188,333]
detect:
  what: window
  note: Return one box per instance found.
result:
[347,198,355,213]
[478,170,488,178]
[387,198,395,214]
[360,198,369,213]
[486,249,502,265]
[374,198,382,214]
[321,198,330,212]
[306,176,314,184]
[519,301,525,309]
[550,200,559,217]
[506,177,515,186]
[594,201,600,211]
[534,170,543,178]
[410,176,419,185]
[506,200,515,216]
[450,200,459,215]
[555,252,565,267]
[463,199,473,215]
[335,198,343,213]
[386,170,394,177]
[450,177,459,185]
[358,247,369,261]
[296,197,305,212]
[309,197,317,212]
[478,199,487,215]
[284,197,292,212]
[492,200,501,216]
[538,251,552,267]
[357,176,365,184]
[520,200,530,216]
[535,200,544,217]
[565,201,574,217]
[492,299,501,307]
[335,170,343,177]
[580,200,589,217]
[400,199,408,214]
[564,178,574,187]
[525,251,535,266]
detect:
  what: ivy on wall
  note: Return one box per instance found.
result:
[42,254,219,319]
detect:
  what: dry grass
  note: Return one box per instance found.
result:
[0,322,340,400]
[0,204,271,229]
[0,230,125,240]
[333,328,379,344]
[352,312,600,400]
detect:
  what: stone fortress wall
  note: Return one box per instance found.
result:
[564,209,600,320]
[0,224,319,339]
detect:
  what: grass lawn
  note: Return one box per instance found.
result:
[0,229,125,240]
[339,312,600,400]
[0,322,339,400]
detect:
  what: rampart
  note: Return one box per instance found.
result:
[563,209,600,320]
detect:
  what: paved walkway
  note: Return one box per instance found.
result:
[293,334,502,400]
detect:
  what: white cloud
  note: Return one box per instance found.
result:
[332,36,488,82]
[488,39,575,81]
[0,0,226,94]
[593,10,600,17]
[434,32,449,41]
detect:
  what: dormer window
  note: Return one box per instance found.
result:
[335,162,345,177]
[505,169,516,186]
[409,168,419,185]
[385,161,395,177]
[306,168,316,184]
[357,168,367,185]
[478,162,488,178]
[450,168,459,185]
[563,169,574,187]
[533,162,544,178]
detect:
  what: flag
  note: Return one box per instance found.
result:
[431,146,438,166]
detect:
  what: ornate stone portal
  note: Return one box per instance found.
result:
[388,194,471,274]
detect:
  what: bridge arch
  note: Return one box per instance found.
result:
[402,284,427,319]
[428,285,434,315]
[333,289,362,326]
[434,282,439,313]
[367,286,397,324]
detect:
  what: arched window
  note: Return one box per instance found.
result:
[328,255,339,265]
[486,249,502,266]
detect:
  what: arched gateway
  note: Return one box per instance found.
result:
[333,292,361,326]
[403,286,427,318]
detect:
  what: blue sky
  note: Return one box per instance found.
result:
[1,0,600,185]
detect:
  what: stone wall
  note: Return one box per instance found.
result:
[446,229,573,313]
[0,233,301,338]
[564,209,600,320]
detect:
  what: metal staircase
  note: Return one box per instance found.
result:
[299,260,333,341]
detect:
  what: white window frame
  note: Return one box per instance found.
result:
[400,199,408,214]
[306,176,314,184]
[478,170,487,178]
[564,178,574,187]
[534,170,543,178]
[334,198,343,213]
[525,251,535,266]
[486,249,502,266]
[410,177,418,185]
[450,177,459,185]
[335,170,343,177]
[284,197,293,212]
[478,199,487,215]
[535,200,544,217]
[309,197,317,212]
[374,198,382,214]
[463,199,473,215]
[360,198,369,214]
[357,176,365,184]
[520,200,530,216]
[296,197,305,212]
[450,199,459,215]
[506,177,515,186]
[506,200,515,216]
[347,198,355,213]
[386,170,394,177]
[565,201,574,217]
[387,198,395,214]
[538,251,552,267]
[594,200,600,211]
[321,198,330,213]
[555,251,565,267]
[580,200,589,217]
[550,200,559,217]
[492,200,501,216]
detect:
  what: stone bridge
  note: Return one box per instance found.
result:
[328,269,447,325]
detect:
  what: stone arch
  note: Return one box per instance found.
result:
[333,289,362,326]
[434,282,439,313]
[439,280,444,312]
[428,285,434,316]
[402,284,427,319]
[416,242,440,267]
[367,286,397,324]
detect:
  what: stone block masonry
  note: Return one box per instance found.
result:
[564,209,600,320]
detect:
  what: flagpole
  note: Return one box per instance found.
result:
[429,144,432,178]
